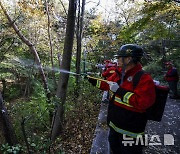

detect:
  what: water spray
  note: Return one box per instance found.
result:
[10,57,108,82]
[11,57,82,76]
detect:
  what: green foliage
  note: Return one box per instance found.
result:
[87,19,103,36]
[84,13,121,62]
[144,61,166,84]
[26,137,51,153]
[166,49,180,64]
[3,76,101,153]
[4,79,54,153]
[1,144,22,154]
[144,47,180,86]
[119,1,179,44]
[9,80,48,135]
[14,82,49,126]
[66,77,102,104]
[6,84,21,100]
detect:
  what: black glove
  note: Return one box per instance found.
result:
[88,78,97,86]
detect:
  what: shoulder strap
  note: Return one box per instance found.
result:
[133,70,145,89]
[115,69,121,85]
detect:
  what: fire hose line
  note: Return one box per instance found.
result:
[87,75,108,83]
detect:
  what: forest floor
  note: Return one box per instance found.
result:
[57,101,101,154]
[0,80,102,153]
[0,97,101,154]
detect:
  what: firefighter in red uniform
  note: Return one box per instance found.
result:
[164,62,179,99]
[103,60,112,70]
[88,44,156,154]
[101,62,117,103]
[102,62,117,79]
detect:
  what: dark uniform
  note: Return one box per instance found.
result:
[164,62,179,99]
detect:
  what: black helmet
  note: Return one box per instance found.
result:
[115,44,143,58]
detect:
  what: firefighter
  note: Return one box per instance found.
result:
[95,60,111,75]
[88,44,156,154]
[101,62,117,103]
[164,62,179,99]
[104,60,111,70]
[102,62,117,79]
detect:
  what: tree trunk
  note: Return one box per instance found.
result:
[74,0,85,101]
[75,0,85,85]
[0,93,18,145]
[51,0,77,141]
[1,79,6,98]
[57,52,62,68]
[45,0,57,90]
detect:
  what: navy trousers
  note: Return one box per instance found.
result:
[168,81,178,97]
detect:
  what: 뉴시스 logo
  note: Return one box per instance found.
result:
[122,134,174,146]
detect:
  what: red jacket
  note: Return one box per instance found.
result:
[95,63,156,136]
[98,63,155,113]
[165,67,179,82]
[102,66,116,79]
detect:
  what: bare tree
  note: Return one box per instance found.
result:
[75,0,85,84]
[45,0,57,90]
[51,0,77,141]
